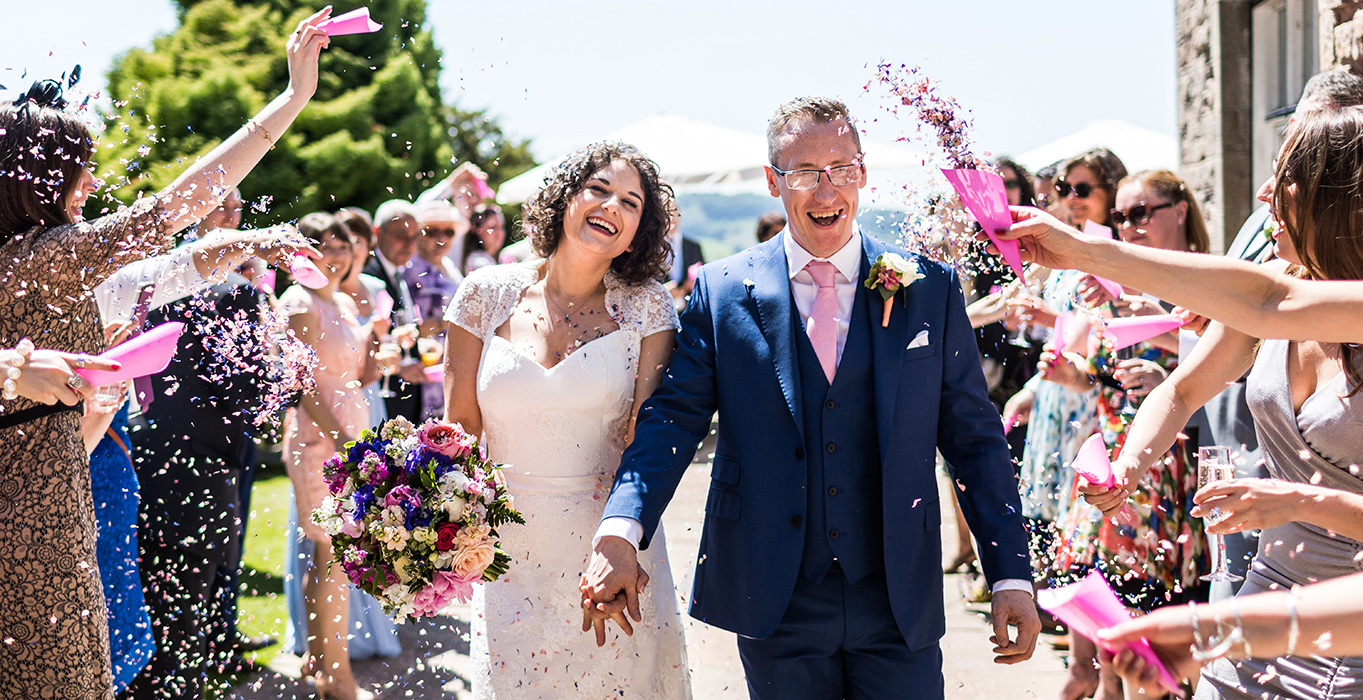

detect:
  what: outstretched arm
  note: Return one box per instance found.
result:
[155,10,332,236]
[993,207,1363,344]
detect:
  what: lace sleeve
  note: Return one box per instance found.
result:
[445,266,498,339]
[1,195,174,292]
[632,281,681,337]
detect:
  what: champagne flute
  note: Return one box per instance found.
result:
[1198,446,1243,582]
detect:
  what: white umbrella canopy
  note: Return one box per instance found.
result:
[1014,120,1179,175]
[496,113,930,207]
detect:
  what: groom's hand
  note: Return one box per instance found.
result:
[581,536,647,647]
[990,589,1041,664]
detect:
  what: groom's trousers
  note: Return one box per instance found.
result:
[736,563,945,700]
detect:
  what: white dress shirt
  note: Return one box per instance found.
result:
[594,230,1032,597]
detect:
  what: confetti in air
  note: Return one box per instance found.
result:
[867,63,1012,282]
[192,293,317,427]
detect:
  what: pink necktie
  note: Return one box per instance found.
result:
[804,261,839,383]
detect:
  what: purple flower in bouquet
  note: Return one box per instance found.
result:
[359,451,388,483]
[353,483,377,515]
[383,484,421,510]
[418,420,476,460]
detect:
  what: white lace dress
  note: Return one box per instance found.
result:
[445,261,692,700]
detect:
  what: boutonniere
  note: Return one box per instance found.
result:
[864,253,925,327]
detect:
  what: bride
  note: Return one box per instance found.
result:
[442,142,692,698]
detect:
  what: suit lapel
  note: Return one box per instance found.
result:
[749,236,804,441]
[864,237,908,463]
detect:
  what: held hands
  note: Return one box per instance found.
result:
[989,589,1041,665]
[1192,478,1306,535]
[581,536,649,647]
[285,8,333,101]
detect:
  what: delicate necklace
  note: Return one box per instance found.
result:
[543,284,600,324]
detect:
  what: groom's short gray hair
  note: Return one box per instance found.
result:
[766,96,862,165]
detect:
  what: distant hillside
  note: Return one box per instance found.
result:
[676,192,909,261]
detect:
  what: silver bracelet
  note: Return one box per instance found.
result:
[1285,590,1300,656]
[1191,600,1237,662]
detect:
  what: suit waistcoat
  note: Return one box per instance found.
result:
[793,285,884,584]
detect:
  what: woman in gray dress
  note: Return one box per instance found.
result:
[991,106,1363,699]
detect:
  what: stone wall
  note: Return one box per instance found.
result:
[1176,0,1253,253]
[1322,1,1363,70]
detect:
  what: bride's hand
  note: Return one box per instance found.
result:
[580,564,650,646]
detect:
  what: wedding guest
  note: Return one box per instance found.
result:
[363,199,426,423]
[1201,67,1363,600]
[1051,170,1211,700]
[0,13,331,698]
[663,214,705,299]
[86,210,312,691]
[1005,147,1126,700]
[282,208,401,663]
[458,203,508,275]
[999,105,1363,700]
[417,161,492,219]
[755,211,786,244]
[405,201,463,418]
[281,213,377,700]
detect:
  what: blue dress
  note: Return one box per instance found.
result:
[89,402,155,692]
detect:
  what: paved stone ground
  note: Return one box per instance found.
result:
[232,438,1070,699]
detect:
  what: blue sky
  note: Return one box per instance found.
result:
[2,0,1176,163]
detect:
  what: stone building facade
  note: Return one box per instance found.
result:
[1176,0,1362,250]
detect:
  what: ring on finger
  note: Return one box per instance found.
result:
[66,375,83,390]
[73,354,90,369]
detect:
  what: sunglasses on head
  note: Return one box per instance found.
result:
[1055,180,1101,198]
[1110,201,1175,227]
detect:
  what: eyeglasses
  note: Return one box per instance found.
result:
[422,226,456,239]
[1055,180,1100,199]
[1110,201,1175,227]
[770,158,863,190]
[1003,180,1022,190]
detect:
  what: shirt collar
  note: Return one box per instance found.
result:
[783,226,863,283]
[375,248,401,279]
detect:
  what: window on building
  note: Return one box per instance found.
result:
[1252,0,1319,192]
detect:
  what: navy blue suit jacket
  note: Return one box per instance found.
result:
[601,233,1031,647]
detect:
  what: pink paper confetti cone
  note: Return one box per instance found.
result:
[1071,433,1114,488]
[941,168,1026,284]
[1038,572,1182,693]
[424,364,443,383]
[317,7,383,36]
[290,253,329,289]
[1101,314,1188,352]
[76,322,186,385]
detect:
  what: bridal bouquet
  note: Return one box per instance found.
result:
[312,416,524,621]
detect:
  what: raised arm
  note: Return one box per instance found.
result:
[995,207,1363,344]
[155,10,332,235]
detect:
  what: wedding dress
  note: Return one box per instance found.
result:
[446,260,691,699]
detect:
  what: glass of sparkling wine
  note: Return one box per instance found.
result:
[1199,445,1243,582]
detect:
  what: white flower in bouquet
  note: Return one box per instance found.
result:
[380,415,416,441]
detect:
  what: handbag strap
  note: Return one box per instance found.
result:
[104,426,132,464]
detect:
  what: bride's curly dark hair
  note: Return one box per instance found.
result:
[521,142,678,287]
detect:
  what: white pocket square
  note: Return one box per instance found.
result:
[908,330,930,349]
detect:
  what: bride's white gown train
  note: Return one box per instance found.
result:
[446,261,691,699]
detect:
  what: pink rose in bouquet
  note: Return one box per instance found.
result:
[419,421,476,459]
[452,538,498,578]
[410,569,480,617]
[383,484,421,509]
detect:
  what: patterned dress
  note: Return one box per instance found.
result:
[1060,341,1207,609]
[0,197,171,699]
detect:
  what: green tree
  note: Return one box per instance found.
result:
[98,0,533,227]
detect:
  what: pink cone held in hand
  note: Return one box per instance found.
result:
[317,6,383,36]
[76,322,186,385]
[1071,433,1114,488]
[941,168,1025,283]
[290,252,330,289]
[1080,221,1125,299]
[1038,571,1182,694]
[472,174,496,201]
[424,365,443,383]
[1052,311,1090,355]
[1100,314,1188,352]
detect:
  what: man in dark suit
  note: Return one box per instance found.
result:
[127,273,268,699]
[663,215,704,307]
[363,199,426,423]
[586,97,1038,699]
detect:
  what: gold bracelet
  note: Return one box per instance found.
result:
[247,119,275,149]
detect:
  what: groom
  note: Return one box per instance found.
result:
[585,97,1039,698]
